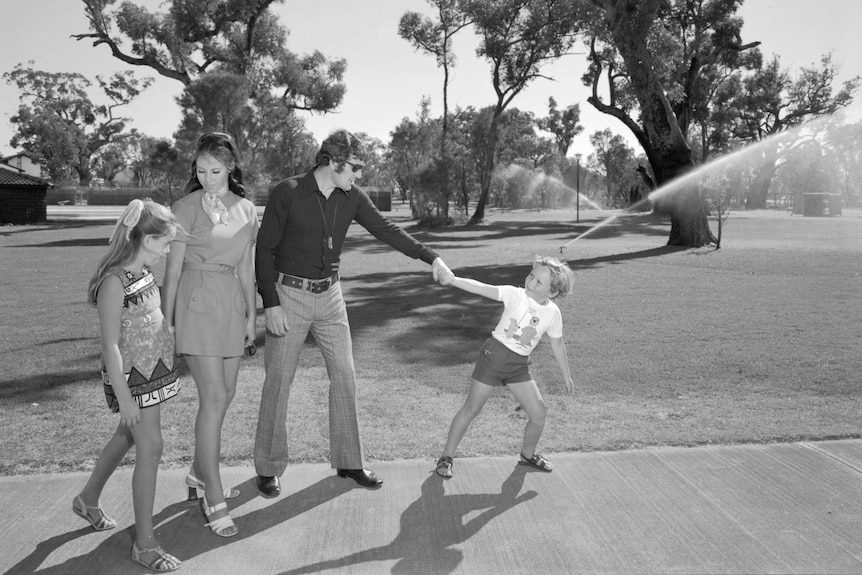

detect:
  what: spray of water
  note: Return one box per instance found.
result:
[498,164,604,210]
[557,115,847,253]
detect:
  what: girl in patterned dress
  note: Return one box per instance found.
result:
[75,199,182,572]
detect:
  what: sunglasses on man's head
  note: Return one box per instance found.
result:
[198,132,231,144]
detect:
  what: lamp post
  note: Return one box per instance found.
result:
[574,153,582,223]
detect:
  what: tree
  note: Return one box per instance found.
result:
[91,143,127,184]
[461,0,583,224]
[243,99,318,187]
[179,72,250,134]
[87,131,187,202]
[730,53,859,208]
[74,0,346,137]
[4,63,152,185]
[589,128,638,208]
[583,0,761,246]
[446,106,482,214]
[538,96,583,156]
[352,134,393,190]
[487,107,549,210]
[141,138,188,203]
[389,98,436,219]
[399,1,472,221]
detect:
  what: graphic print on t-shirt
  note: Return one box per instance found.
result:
[503,307,541,349]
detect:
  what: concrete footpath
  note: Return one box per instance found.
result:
[1,440,860,575]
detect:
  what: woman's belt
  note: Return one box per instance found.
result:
[182,262,235,274]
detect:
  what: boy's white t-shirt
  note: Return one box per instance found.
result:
[490,285,563,356]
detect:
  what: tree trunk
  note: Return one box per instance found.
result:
[75,162,92,188]
[601,0,715,247]
[460,168,470,216]
[746,144,779,208]
[649,159,715,246]
[468,110,502,224]
[440,62,451,221]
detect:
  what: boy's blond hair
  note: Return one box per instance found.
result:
[534,256,574,298]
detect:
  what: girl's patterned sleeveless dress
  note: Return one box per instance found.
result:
[99,267,180,412]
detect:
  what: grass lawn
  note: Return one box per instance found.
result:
[1,204,860,475]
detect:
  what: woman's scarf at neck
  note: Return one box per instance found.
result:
[202,185,230,225]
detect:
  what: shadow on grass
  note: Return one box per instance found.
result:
[0,211,675,402]
[0,371,99,402]
[569,245,689,267]
[0,355,192,404]
[0,220,114,238]
[9,238,115,248]
[341,243,684,371]
[339,211,670,256]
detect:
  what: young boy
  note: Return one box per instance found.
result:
[436,257,575,478]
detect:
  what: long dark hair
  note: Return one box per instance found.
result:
[184,132,246,197]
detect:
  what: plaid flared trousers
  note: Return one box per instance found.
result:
[253,281,364,476]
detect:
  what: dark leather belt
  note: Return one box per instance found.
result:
[279,272,339,293]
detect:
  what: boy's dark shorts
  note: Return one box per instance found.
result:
[471,336,533,387]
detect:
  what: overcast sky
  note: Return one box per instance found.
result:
[1,0,860,159]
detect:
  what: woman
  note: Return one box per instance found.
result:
[162,133,258,538]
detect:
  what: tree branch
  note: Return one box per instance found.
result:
[71,32,192,85]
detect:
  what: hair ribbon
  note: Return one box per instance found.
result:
[111,199,144,241]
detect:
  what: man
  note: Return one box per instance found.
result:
[253,130,451,496]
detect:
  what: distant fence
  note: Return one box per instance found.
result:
[46,185,266,207]
[45,185,389,210]
[46,186,172,206]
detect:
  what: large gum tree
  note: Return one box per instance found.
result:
[583,0,760,246]
[74,0,346,157]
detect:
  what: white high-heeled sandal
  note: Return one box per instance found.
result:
[185,472,240,501]
[202,495,238,538]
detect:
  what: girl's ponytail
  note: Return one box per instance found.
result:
[87,200,176,305]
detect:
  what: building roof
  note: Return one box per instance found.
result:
[1,150,36,162]
[0,164,52,187]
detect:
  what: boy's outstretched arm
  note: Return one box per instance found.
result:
[549,336,575,393]
[443,274,500,301]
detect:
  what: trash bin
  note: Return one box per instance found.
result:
[802,193,841,216]
[365,188,392,211]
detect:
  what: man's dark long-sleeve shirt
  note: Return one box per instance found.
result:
[256,171,439,308]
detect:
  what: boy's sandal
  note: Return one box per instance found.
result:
[72,495,117,531]
[435,456,453,479]
[519,453,553,472]
[131,542,181,572]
